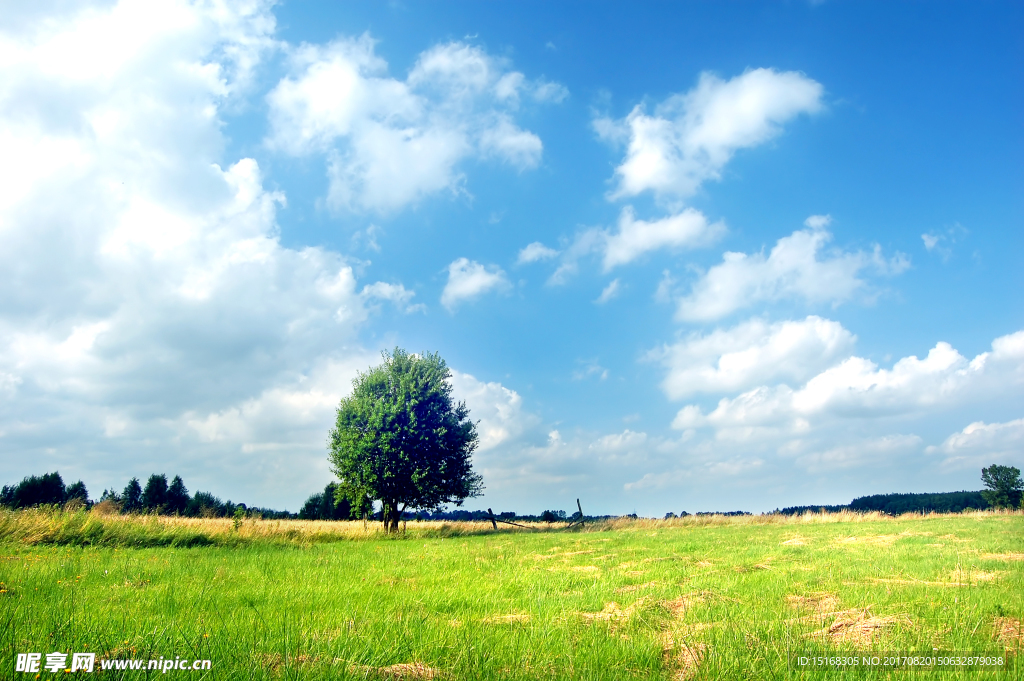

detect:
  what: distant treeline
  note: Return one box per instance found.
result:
[0,471,293,519]
[1,471,1002,520]
[772,490,990,516]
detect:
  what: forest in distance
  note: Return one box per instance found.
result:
[0,469,1014,521]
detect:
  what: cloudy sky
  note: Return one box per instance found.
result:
[1,0,1021,515]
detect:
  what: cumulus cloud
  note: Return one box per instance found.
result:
[652,316,856,399]
[794,434,923,474]
[928,418,1024,470]
[360,281,423,313]
[266,37,561,214]
[0,0,425,509]
[602,206,726,270]
[676,220,910,321]
[440,258,511,310]
[596,68,823,201]
[544,205,724,285]
[595,279,621,304]
[674,330,1024,432]
[449,371,538,452]
[516,241,559,264]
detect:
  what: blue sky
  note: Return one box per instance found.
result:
[1,0,1021,515]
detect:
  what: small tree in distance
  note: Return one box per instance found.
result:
[141,474,168,512]
[166,476,190,515]
[329,348,482,532]
[121,478,143,513]
[981,465,1023,509]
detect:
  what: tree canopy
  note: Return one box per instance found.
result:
[981,464,1023,509]
[328,348,482,532]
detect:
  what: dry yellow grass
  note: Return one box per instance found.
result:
[994,617,1022,652]
[803,608,913,646]
[2,506,1020,549]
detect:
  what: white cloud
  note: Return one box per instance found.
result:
[360,281,423,313]
[920,223,967,262]
[543,205,725,285]
[440,258,511,310]
[928,418,1024,470]
[602,206,726,270]
[676,221,910,321]
[266,38,563,214]
[449,371,538,452]
[516,241,559,264]
[0,0,427,509]
[804,214,832,229]
[597,68,823,201]
[795,434,923,473]
[653,316,856,399]
[674,330,1024,432]
[595,279,621,304]
[572,359,609,381]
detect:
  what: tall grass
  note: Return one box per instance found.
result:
[1,510,1020,679]
[2,506,1019,549]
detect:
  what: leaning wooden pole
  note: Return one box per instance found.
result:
[577,498,585,528]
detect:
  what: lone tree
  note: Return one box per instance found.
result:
[981,465,1023,509]
[328,348,482,532]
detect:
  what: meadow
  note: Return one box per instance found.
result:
[0,509,1021,679]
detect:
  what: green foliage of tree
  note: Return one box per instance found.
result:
[298,482,355,520]
[981,465,1023,509]
[165,475,190,515]
[540,509,566,522]
[0,472,66,508]
[65,480,89,504]
[187,491,224,518]
[848,491,989,515]
[328,348,483,532]
[121,477,143,513]
[141,474,168,512]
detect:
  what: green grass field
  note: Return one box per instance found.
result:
[1,509,1021,679]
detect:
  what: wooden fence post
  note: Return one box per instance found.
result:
[487,508,498,530]
[577,498,585,528]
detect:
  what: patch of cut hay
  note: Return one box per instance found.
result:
[994,617,1022,652]
[622,570,647,577]
[836,534,898,546]
[569,565,599,572]
[481,613,531,624]
[616,581,661,594]
[804,608,911,646]
[780,536,807,546]
[950,568,1000,583]
[695,560,714,567]
[981,553,1024,561]
[350,663,441,680]
[663,590,736,618]
[260,653,319,671]
[581,598,649,622]
[787,593,839,615]
[562,550,594,556]
[660,633,707,681]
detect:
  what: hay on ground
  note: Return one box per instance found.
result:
[804,607,911,645]
[480,613,530,624]
[981,553,1024,561]
[349,663,440,680]
[786,592,839,615]
[659,633,707,681]
[994,617,1022,652]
